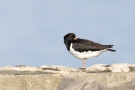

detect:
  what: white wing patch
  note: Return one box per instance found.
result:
[69,43,107,60]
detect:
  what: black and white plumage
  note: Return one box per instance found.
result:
[64,33,116,68]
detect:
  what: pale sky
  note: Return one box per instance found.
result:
[0,0,135,68]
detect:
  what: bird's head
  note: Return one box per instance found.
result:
[64,33,77,42]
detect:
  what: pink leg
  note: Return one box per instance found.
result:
[82,59,86,68]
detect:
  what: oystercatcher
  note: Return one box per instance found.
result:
[64,33,116,68]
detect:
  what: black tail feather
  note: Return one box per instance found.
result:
[100,45,116,52]
[107,49,116,52]
[104,45,116,52]
[108,45,114,48]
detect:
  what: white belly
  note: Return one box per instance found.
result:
[69,43,107,60]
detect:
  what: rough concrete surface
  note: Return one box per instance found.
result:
[58,78,108,90]
[58,77,135,90]
[0,74,62,90]
[0,64,135,90]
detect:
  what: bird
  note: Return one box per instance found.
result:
[63,33,116,68]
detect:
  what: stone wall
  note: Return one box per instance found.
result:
[0,64,135,90]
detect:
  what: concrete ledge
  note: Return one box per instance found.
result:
[0,74,62,90]
[0,64,135,90]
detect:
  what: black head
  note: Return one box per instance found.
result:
[64,33,76,42]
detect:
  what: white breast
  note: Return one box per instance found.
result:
[69,43,107,60]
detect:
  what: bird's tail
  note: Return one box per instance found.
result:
[103,45,116,52]
[107,45,116,52]
[107,49,116,52]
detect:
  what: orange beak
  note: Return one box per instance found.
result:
[74,38,77,40]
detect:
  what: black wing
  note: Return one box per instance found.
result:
[72,38,114,52]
